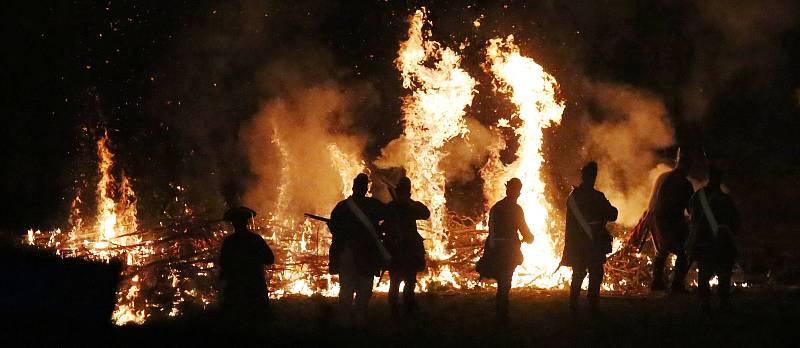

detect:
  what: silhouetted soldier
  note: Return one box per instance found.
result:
[219,206,275,322]
[477,178,534,320]
[561,161,618,312]
[328,173,388,326]
[648,148,694,293]
[686,166,740,311]
[386,176,430,317]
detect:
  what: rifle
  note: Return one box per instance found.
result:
[304,213,331,223]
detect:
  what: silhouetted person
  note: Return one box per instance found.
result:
[562,161,618,313]
[328,173,388,327]
[687,166,740,311]
[477,178,534,320]
[219,206,275,322]
[648,148,694,293]
[385,176,430,318]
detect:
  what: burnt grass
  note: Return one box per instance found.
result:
[98,287,799,347]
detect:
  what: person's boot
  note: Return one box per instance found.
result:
[495,309,510,325]
[496,297,510,323]
[403,299,418,316]
[669,280,689,296]
[651,279,667,291]
[388,289,399,319]
[390,304,400,319]
[651,260,667,291]
[587,296,600,316]
[353,309,367,329]
[700,299,712,314]
[719,297,732,314]
[568,293,580,316]
[568,302,579,316]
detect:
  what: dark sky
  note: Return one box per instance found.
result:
[2,1,799,239]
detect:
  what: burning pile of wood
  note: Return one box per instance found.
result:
[604,243,655,293]
[26,208,661,324]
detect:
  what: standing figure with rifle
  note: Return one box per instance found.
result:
[648,147,694,293]
[476,178,534,320]
[561,161,618,313]
[686,166,740,311]
[385,176,430,318]
[327,173,389,327]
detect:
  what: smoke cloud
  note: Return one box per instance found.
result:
[581,82,675,225]
[149,0,378,218]
[377,118,502,184]
[241,64,376,217]
[441,118,505,184]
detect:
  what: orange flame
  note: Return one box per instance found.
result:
[327,143,366,198]
[395,8,476,260]
[26,132,149,324]
[482,35,568,288]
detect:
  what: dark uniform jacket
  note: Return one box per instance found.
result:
[328,195,388,276]
[220,229,275,305]
[477,197,531,279]
[561,184,618,266]
[649,169,694,253]
[686,185,740,261]
[386,199,430,274]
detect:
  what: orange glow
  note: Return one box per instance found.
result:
[395,8,476,260]
[482,35,568,288]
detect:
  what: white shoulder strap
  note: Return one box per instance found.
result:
[345,198,392,262]
[568,195,594,242]
[698,189,719,238]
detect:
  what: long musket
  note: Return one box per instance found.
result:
[375,175,401,283]
[304,213,331,223]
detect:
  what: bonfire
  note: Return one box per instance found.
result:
[25,8,659,325]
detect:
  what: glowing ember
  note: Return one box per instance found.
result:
[482,35,568,288]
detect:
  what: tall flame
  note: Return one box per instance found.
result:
[327,143,366,198]
[271,122,292,216]
[483,35,568,288]
[395,8,476,259]
[92,132,147,323]
[93,132,139,251]
[26,132,149,324]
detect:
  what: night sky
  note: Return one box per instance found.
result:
[3,0,799,254]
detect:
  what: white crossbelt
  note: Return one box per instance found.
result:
[346,198,392,262]
[698,189,719,238]
[568,195,594,242]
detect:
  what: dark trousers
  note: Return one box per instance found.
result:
[652,250,690,290]
[338,247,374,324]
[697,258,734,307]
[570,261,604,306]
[220,295,271,326]
[388,271,417,315]
[495,268,515,317]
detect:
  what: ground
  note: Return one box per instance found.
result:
[87,287,800,347]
